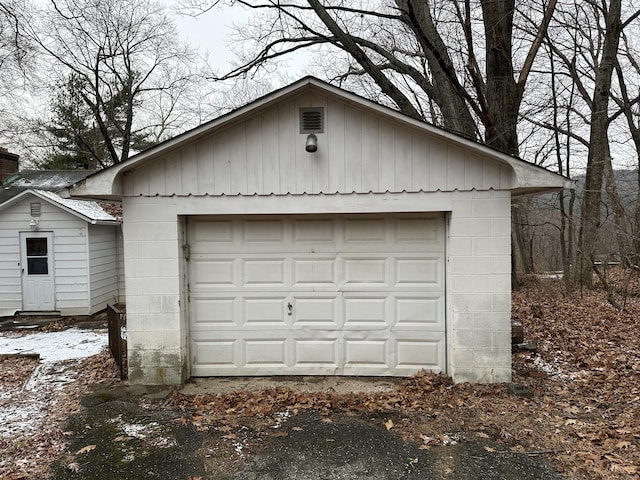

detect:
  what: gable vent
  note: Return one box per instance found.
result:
[30,202,41,217]
[299,107,324,134]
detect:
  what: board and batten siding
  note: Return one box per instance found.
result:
[122,93,514,197]
[88,224,120,312]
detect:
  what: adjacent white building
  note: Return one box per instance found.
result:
[72,77,571,384]
[0,171,123,317]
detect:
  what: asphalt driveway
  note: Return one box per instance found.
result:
[51,384,563,480]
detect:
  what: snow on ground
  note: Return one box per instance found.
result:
[0,328,107,437]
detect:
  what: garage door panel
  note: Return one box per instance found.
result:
[191,219,233,247]
[245,339,288,367]
[189,214,446,377]
[243,258,286,286]
[243,219,286,243]
[293,339,339,368]
[191,259,235,286]
[395,217,442,246]
[191,297,236,327]
[344,339,388,367]
[394,295,444,330]
[343,295,388,327]
[292,295,340,326]
[293,218,336,242]
[344,218,387,244]
[396,336,444,371]
[395,258,442,287]
[343,257,387,285]
[244,297,288,325]
[292,258,337,287]
[191,339,236,369]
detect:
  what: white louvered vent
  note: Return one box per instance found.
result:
[30,202,41,217]
[299,107,324,133]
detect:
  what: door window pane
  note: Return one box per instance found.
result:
[27,258,48,275]
[26,238,47,256]
[25,237,49,274]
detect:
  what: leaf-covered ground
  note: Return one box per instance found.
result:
[2,275,640,479]
[162,274,640,479]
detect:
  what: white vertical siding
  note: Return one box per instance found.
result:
[88,224,120,313]
[123,93,513,197]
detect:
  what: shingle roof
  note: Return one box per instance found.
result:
[0,170,120,223]
[0,169,97,203]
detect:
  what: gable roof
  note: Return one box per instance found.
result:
[0,188,119,224]
[70,77,573,200]
[0,170,97,204]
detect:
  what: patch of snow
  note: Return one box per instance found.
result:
[233,441,244,455]
[0,328,106,362]
[0,328,107,438]
[34,189,118,222]
[109,415,177,448]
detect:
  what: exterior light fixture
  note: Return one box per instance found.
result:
[29,218,39,230]
[305,133,318,153]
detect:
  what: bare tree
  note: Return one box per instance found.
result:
[23,0,198,167]
[192,1,557,157]
[0,1,36,154]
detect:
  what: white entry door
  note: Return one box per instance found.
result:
[20,231,55,311]
[188,214,446,377]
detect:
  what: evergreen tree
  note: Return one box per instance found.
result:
[39,73,155,170]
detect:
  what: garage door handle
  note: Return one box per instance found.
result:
[287,302,293,316]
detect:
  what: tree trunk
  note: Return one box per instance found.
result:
[480,0,520,155]
[512,199,534,274]
[577,0,622,287]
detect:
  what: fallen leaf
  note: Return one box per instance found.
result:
[419,445,431,450]
[385,419,394,430]
[484,446,495,453]
[114,436,131,442]
[476,432,490,439]
[222,433,237,440]
[75,444,96,455]
[67,463,80,472]
[320,418,333,423]
[616,441,632,449]
[292,427,303,431]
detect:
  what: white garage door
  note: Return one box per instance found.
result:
[188,214,446,376]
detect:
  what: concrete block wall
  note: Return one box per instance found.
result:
[122,189,514,385]
[122,197,186,385]
[447,190,512,383]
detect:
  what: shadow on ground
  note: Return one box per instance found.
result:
[52,387,563,480]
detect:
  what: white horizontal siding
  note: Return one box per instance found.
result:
[0,194,92,315]
[0,196,33,315]
[88,225,119,313]
[122,93,513,198]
